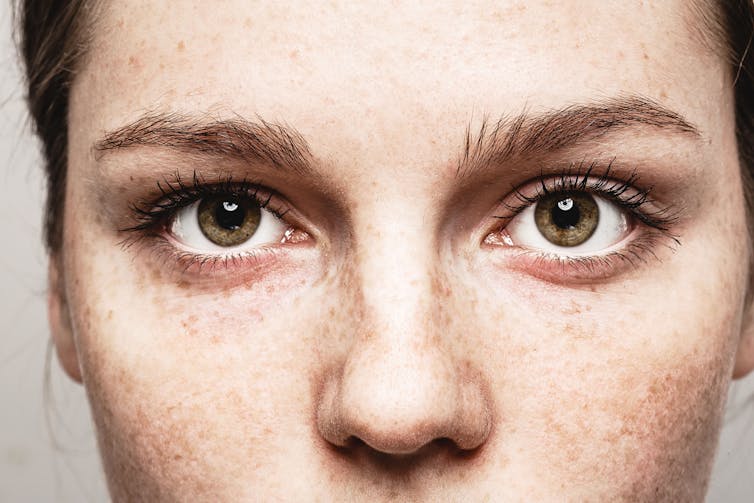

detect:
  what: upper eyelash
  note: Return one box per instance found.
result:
[122,170,288,234]
[499,159,681,235]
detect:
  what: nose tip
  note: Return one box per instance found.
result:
[316,349,492,457]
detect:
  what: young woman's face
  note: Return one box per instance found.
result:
[55,0,753,500]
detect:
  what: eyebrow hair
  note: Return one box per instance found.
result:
[95,112,315,176]
[456,95,701,179]
[95,95,700,182]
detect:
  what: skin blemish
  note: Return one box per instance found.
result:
[561,299,583,315]
[127,55,141,70]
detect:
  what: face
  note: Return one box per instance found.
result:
[53,0,754,500]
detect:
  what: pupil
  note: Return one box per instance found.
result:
[215,199,246,230]
[551,197,580,229]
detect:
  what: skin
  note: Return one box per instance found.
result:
[49,0,754,501]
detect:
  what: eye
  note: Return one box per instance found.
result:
[171,194,288,251]
[503,191,630,254]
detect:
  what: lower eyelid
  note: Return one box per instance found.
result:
[484,229,679,283]
[123,231,300,284]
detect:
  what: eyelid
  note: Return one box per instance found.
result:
[123,174,297,236]
[492,164,680,234]
[478,163,683,283]
[118,173,316,282]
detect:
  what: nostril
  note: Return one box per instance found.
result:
[336,436,479,472]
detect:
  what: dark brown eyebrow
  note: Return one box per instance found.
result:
[95,95,700,182]
[456,95,701,179]
[95,112,315,176]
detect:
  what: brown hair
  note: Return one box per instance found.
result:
[14,1,754,260]
[15,0,95,252]
[716,0,754,262]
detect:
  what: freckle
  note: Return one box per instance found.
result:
[244,17,252,28]
[152,295,164,308]
[151,268,163,282]
[643,51,649,60]
[176,280,189,290]
[177,40,185,51]
[128,55,139,67]
[107,310,113,321]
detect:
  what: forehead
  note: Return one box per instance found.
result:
[75,0,722,164]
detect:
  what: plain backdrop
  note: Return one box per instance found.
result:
[1,3,754,502]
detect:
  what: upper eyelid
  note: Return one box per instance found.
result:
[496,170,680,234]
[123,180,290,234]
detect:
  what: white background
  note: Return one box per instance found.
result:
[1,3,753,501]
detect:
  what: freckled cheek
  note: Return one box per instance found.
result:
[469,258,741,493]
[68,250,328,490]
[503,309,737,497]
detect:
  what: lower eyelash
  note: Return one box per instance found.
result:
[506,230,680,281]
[119,231,284,277]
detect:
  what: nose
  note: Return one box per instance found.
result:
[317,341,492,455]
[316,235,492,457]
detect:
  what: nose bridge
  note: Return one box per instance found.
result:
[352,200,440,338]
[347,213,450,430]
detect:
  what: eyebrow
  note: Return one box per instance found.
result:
[95,112,315,176]
[456,95,701,179]
[95,95,700,180]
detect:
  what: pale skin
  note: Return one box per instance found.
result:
[49,0,754,501]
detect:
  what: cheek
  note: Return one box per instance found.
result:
[470,266,741,499]
[64,235,330,497]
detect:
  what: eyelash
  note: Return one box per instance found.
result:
[491,161,681,278]
[121,171,294,274]
[126,172,289,230]
[121,163,680,279]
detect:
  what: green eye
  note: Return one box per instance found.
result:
[534,192,599,247]
[197,196,262,247]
